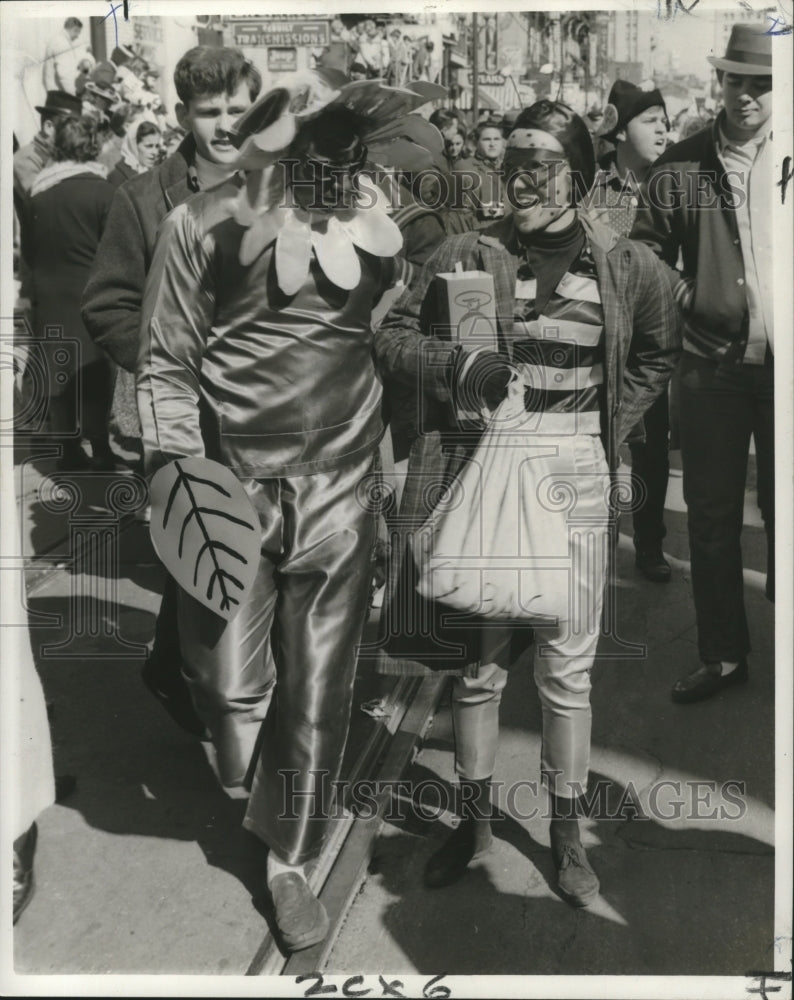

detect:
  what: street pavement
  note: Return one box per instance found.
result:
[10,444,777,982]
[326,453,777,979]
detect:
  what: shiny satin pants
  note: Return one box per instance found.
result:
[177,454,377,865]
[450,435,611,799]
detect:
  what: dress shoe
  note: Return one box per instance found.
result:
[13,823,37,924]
[671,659,748,704]
[552,838,600,907]
[635,547,671,583]
[269,872,330,952]
[141,657,209,739]
[424,777,493,889]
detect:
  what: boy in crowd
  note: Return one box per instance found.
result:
[82,46,262,736]
[585,80,674,583]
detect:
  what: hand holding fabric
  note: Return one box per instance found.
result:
[456,349,515,414]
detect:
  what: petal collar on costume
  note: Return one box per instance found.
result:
[235,175,402,293]
[228,74,449,294]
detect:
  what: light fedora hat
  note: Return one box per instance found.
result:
[707,23,772,74]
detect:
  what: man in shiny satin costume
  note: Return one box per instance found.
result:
[137,105,407,952]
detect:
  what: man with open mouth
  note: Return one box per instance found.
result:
[584,80,674,586]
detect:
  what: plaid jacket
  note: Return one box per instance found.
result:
[375,210,681,474]
[372,210,681,676]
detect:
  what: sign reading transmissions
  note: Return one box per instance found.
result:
[231,19,329,48]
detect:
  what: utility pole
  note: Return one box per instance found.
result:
[472,12,479,122]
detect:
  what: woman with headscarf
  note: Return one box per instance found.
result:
[107,116,161,186]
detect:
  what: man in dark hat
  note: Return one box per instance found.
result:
[584,80,673,584]
[373,100,680,906]
[13,89,85,330]
[14,91,82,198]
[632,24,774,704]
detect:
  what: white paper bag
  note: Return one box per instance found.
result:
[414,378,573,621]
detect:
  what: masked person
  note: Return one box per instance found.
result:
[137,79,436,952]
[584,80,674,583]
[374,100,680,906]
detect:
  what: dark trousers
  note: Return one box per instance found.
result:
[629,390,670,550]
[679,351,774,664]
[49,358,113,461]
[149,575,182,677]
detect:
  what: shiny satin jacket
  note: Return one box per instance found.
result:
[138,181,400,478]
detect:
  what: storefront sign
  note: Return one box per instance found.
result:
[268,47,298,72]
[467,71,506,86]
[133,20,165,46]
[232,20,329,48]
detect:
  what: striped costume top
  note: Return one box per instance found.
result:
[511,230,605,437]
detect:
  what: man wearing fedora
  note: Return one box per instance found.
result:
[13,90,84,316]
[13,90,82,199]
[632,24,774,703]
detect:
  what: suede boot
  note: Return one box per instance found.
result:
[549,792,599,907]
[424,777,494,889]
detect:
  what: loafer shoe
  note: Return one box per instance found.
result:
[554,841,599,907]
[635,548,671,583]
[671,660,748,704]
[270,872,329,953]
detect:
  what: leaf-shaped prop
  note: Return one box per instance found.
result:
[330,80,438,129]
[366,114,448,174]
[229,87,292,148]
[366,136,439,175]
[149,458,260,622]
[403,80,448,104]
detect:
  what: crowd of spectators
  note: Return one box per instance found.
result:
[316,18,441,85]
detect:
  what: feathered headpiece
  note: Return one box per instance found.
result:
[228,73,447,294]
